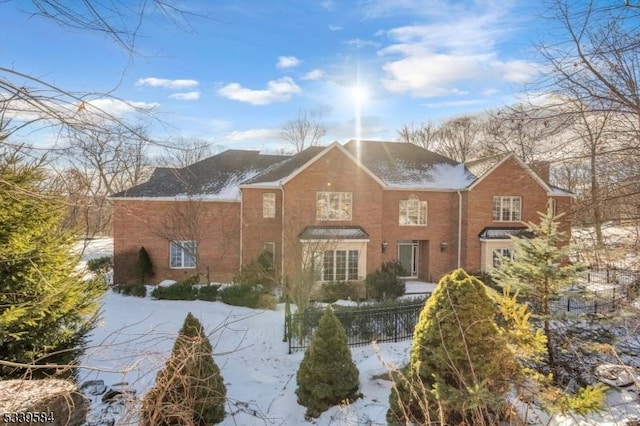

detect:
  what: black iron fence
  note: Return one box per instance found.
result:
[285,298,429,353]
[548,267,639,314]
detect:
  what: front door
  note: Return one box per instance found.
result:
[398,241,419,278]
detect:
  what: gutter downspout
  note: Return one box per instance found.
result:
[457,190,462,268]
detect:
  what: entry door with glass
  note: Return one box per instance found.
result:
[397,241,419,278]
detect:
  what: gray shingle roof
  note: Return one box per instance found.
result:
[242,145,326,185]
[478,227,533,240]
[298,226,370,240]
[343,140,475,189]
[112,150,290,199]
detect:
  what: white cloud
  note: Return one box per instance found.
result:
[491,59,539,83]
[345,38,380,48]
[87,98,158,115]
[223,128,280,141]
[422,99,484,109]
[301,69,325,81]
[217,77,301,105]
[136,77,199,89]
[381,50,491,97]
[169,91,201,101]
[276,56,301,69]
[328,24,342,31]
[377,2,540,97]
[321,0,335,11]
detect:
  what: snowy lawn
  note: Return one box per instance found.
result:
[80,291,411,425]
[77,239,640,425]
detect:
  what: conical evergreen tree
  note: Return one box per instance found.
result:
[141,312,226,425]
[388,269,516,425]
[135,246,153,284]
[492,201,578,375]
[0,150,105,378]
[296,306,360,418]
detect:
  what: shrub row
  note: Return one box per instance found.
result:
[113,283,147,298]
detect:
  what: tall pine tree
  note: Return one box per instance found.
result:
[141,312,226,425]
[0,149,105,378]
[492,201,578,376]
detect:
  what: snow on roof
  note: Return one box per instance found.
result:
[372,161,476,190]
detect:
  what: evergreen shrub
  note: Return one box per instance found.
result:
[233,253,277,290]
[141,312,226,425]
[296,307,360,418]
[365,261,405,301]
[134,246,153,284]
[319,281,361,303]
[151,279,198,301]
[113,283,147,297]
[86,256,113,274]
[197,285,220,301]
[219,284,261,308]
[388,269,516,425]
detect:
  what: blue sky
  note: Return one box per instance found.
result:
[4,0,548,153]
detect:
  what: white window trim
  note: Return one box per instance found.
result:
[493,196,522,222]
[170,240,197,269]
[492,247,514,269]
[319,249,360,282]
[399,195,428,226]
[316,191,353,221]
[263,192,276,218]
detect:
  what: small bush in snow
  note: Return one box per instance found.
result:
[86,256,113,274]
[319,281,361,303]
[197,284,220,301]
[113,283,146,297]
[296,306,360,418]
[152,279,198,300]
[141,312,226,425]
[219,284,261,308]
[365,261,405,301]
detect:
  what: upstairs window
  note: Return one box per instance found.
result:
[316,192,352,221]
[399,195,427,226]
[492,196,521,222]
[263,193,276,218]
[170,241,196,269]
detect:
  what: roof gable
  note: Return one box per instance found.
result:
[468,153,552,194]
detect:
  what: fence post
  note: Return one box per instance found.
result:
[567,298,570,312]
[594,299,598,314]
[394,310,398,343]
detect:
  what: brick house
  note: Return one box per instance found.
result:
[112,140,573,285]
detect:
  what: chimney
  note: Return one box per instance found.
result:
[529,160,550,183]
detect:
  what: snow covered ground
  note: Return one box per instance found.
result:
[77,238,640,425]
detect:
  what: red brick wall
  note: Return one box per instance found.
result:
[113,199,241,284]
[380,190,460,281]
[240,188,283,270]
[463,157,572,272]
[279,146,384,279]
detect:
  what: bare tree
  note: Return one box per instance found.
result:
[280,110,326,153]
[156,137,217,168]
[57,121,152,237]
[397,121,439,150]
[436,116,482,162]
[482,105,571,162]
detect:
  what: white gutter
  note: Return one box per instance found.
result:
[457,190,462,268]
